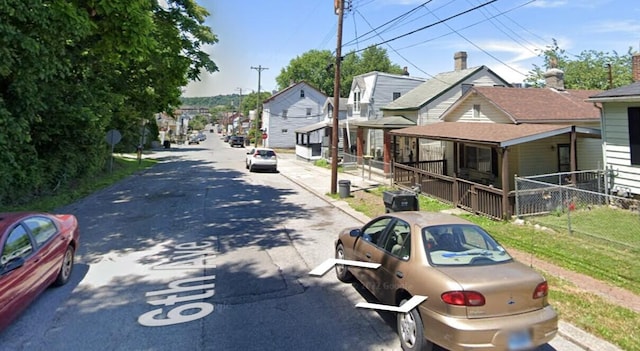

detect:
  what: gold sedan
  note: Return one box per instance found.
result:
[335,211,557,351]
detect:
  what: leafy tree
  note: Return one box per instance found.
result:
[276,46,404,97]
[0,0,219,206]
[276,50,336,96]
[525,39,634,89]
[239,91,272,120]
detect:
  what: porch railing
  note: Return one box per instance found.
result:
[394,162,512,220]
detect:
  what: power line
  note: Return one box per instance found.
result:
[420,2,527,78]
[349,0,498,56]
[353,9,440,81]
[342,0,434,48]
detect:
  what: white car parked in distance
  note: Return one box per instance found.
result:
[246,147,278,172]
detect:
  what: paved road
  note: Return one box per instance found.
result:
[0,133,620,351]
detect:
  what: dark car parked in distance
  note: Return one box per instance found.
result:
[229,136,245,147]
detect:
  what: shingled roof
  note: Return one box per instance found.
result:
[466,86,602,123]
[390,122,599,148]
[587,81,640,101]
[382,65,510,111]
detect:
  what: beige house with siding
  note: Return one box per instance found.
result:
[389,68,602,219]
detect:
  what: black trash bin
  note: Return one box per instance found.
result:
[163,140,171,149]
[382,190,419,213]
[338,180,351,198]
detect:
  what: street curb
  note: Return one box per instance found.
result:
[557,321,622,351]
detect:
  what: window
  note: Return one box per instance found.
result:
[353,88,361,113]
[464,145,491,172]
[25,217,57,246]
[282,109,288,119]
[473,104,481,118]
[361,217,392,245]
[306,108,312,116]
[300,90,305,98]
[281,128,288,133]
[629,107,640,165]
[382,220,411,259]
[1,225,33,266]
[393,92,401,100]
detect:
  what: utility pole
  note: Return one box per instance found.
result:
[236,87,244,134]
[251,65,268,147]
[236,88,243,111]
[330,0,345,194]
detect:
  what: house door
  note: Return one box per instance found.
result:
[557,144,570,172]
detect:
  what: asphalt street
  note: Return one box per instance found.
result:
[0,133,623,351]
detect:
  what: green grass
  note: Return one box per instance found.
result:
[336,184,639,350]
[545,273,640,351]
[0,155,157,212]
[461,213,639,296]
[532,205,640,247]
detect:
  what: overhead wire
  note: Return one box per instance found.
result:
[342,0,434,48]
[467,0,540,56]
[353,9,441,81]
[348,0,499,56]
[419,1,528,77]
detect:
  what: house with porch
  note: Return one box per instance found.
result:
[351,51,511,173]
[261,81,327,148]
[343,69,426,160]
[390,68,602,219]
[586,52,640,198]
[293,97,347,161]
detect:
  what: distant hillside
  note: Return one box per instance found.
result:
[180,94,239,107]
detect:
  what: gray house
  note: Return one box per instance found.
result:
[345,69,426,158]
[261,82,327,148]
[587,52,640,197]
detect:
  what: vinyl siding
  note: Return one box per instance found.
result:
[444,94,512,124]
[601,102,640,194]
[263,83,326,148]
[417,71,508,124]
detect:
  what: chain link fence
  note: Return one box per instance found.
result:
[515,170,640,249]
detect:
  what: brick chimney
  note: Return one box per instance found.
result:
[633,52,640,82]
[544,68,565,91]
[454,51,467,71]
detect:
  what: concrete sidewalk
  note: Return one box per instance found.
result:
[276,152,623,351]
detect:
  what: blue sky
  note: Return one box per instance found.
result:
[183,0,640,97]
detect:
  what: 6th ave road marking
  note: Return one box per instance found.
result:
[138,238,218,327]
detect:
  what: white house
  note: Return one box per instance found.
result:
[293,97,347,160]
[261,82,327,149]
[587,53,640,197]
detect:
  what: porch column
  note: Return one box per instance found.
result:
[501,147,511,219]
[356,127,364,158]
[383,130,391,174]
[342,128,351,153]
[570,126,577,184]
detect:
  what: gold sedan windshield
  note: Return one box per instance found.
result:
[423,224,512,266]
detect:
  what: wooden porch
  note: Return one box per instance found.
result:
[393,162,514,220]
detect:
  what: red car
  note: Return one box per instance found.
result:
[0,212,80,331]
